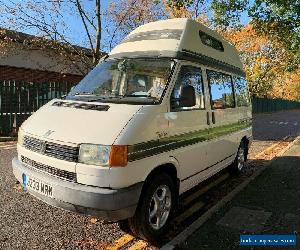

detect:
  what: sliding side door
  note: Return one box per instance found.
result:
[205,69,240,167]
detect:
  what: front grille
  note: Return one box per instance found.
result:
[21,155,77,182]
[23,136,43,153]
[24,136,79,162]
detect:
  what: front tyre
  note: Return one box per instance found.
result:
[128,173,175,242]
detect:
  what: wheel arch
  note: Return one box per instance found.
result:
[140,159,180,203]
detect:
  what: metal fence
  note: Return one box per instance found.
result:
[252,97,300,114]
[0,81,75,136]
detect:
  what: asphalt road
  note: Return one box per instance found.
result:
[1,110,300,250]
[249,110,300,158]
[253,110,300,141]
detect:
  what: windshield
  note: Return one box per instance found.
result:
[67,58,174,104]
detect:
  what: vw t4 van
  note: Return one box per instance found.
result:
[12,18,252,241]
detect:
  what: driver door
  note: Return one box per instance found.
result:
[166,63,211,192]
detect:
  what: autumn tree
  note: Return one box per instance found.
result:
[104,0,167,50]
[163,0,195,18]
[271,67,300,101]
[211,0,300,70]
[221,25,292,98]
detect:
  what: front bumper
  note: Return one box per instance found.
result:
[12,157,143,221]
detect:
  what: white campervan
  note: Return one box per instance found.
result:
[12,18,252,241]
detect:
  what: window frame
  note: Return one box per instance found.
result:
[206,69,236,110]
[170,64,206,112]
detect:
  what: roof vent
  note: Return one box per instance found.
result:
[199,31,224,52]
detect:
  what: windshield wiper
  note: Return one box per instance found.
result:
[124,94,150,97]
[73,92,95,96]
[86,96,124,102]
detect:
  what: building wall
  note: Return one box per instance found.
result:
[0,65,83,83]
[0,46,90,75]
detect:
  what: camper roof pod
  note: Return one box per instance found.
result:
[109,18,244,76]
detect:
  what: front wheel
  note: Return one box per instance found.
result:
[128,173,176,242]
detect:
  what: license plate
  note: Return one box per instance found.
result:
[22,173,53,198]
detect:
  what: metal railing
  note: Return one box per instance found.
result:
[0,80,75,135]
[252,97,300,114]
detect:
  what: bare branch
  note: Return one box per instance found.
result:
[194,0,202,18]
[94,0,101,64]
[107,0,143,51]
[75,0,94,52]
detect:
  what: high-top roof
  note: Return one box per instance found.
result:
[110,18,244,76]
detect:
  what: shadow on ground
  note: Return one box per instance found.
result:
[182,151,300,250]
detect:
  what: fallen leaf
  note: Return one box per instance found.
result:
[90,218,98,224]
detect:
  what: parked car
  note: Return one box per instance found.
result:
[12,18,252,242]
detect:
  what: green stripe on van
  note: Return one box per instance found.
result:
[128,121,251,161]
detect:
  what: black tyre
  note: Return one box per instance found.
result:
[229,141,247,175]
[128,173,176,242]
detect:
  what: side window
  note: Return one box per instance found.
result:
[207,70,235,109]
[171,66,205,111]
[234,76,250,107]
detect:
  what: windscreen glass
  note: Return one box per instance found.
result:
[67,58,174,105]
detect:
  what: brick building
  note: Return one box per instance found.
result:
[0,29,105,84]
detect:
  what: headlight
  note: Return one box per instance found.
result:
[78,144,128,167]
[79,144,111,166]
[18,128,25,146]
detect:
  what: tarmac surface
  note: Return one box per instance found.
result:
[0,110,300,249]
[249,110,300,157]
[184,139,300,250]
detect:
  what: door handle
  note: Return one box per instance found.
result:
[212,111,216,124]
[206,111,210,125]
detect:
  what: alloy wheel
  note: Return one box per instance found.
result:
[148,184,172,230]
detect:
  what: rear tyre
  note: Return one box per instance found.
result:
[128,173,175,243]
[229,141,247,175]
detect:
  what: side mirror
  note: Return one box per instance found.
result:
[180,85,196,107]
